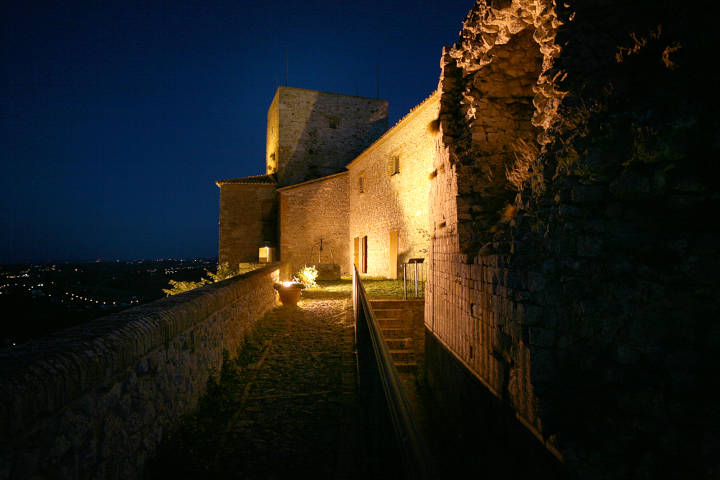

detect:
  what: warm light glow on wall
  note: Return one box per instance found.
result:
[259,246,274,263]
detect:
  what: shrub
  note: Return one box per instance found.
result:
[163,262,238,296]
[295,265,318,288]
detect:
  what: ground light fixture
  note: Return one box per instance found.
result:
[274,281,304,306]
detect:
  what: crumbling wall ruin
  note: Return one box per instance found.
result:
[427,1,719,478]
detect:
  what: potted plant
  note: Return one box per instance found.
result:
[274,281,305,306]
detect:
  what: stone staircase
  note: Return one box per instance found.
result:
[370,300,418,372]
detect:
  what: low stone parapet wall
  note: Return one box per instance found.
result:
[0,263,284,479]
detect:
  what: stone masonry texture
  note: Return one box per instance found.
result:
[0,264,283,479]
[426,1,720,478]
[266,87,388,186]
[218,183,277,267]
[348,91,439,278]
[146,296,364,479]
[279,172,350,277]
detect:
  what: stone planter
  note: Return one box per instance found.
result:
[276,283,303,306]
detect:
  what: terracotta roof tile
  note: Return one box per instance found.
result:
[216,173,277,186]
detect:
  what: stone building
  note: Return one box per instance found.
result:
[347,91,439,278]
[218,86,438,279]
[278,172,350,276]
[216,174,277,269]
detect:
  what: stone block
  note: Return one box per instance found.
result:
[571,184,605,203]
[316,263,341,280]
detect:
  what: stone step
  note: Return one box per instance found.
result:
[389,349,414,363]
[393,361,418,372]
[380,327,407,339]
[370,299,424,310]
[370,300,404,310]
[376,318,406,329]
[385,337,413,350]
[373,308,406,320]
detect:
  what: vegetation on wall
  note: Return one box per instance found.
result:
[163,262,239,296]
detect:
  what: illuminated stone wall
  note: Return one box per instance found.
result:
[266,92,280,176]
[217,182,277,267]
[348,91,439,278]
[426,0,719,478]
[278,172,350,276]
[0,265,283,479]
[266,87,388,186]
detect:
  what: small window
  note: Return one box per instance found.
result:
[388,155,400,176]
[358,176,365,193]
[328,117,339,129]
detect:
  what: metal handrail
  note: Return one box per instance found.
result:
[401,260,426,299]
[352,265,432,480]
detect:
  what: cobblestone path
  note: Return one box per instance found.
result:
[147,296,376,479]
[217,299,358,479]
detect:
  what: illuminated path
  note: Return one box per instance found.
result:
[146,294,377,479]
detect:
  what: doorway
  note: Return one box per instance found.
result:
[389,231,398,279]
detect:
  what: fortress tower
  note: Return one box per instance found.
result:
[266,87,388,186]
[217,87,388,267]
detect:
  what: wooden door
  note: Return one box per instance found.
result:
[362,236,368,273]
[389,231,398,279]
[353,237,359,269]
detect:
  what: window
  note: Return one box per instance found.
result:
[328,117,339,129]
[388,155,400,176]
[358,176,365,194]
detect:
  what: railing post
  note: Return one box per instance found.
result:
[414,262,419,298]
[403,263,407,300]
[352,266,357,348]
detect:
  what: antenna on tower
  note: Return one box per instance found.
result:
[285,48,289,86]
[376,61,380,98]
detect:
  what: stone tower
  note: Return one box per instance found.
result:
[266,87,388,186]
[217,86,389,267]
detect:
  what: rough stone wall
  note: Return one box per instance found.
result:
[268,87,388,186]
[218,183,277,267]
[266,92,280,176]
[427,1,719,478]
[348,91,439,278]
[0,264,283,480]
[279,173,349,276]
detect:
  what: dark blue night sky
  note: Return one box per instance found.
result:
[1,0,474,263]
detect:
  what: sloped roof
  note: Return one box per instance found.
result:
[276,171,348,192]
[216,173,277,187]
[345,89,440,169]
